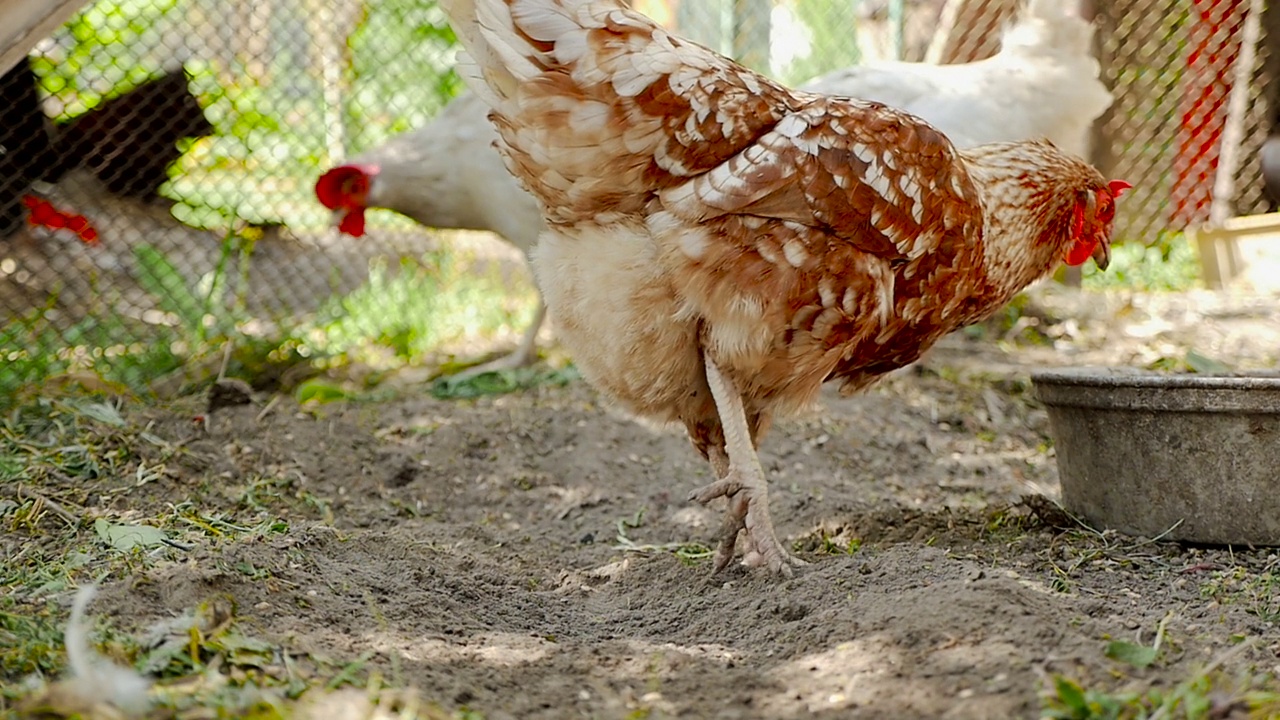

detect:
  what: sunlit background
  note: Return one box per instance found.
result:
[0,0,1272,405]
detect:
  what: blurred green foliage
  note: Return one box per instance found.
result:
[1082,234,1199,292]
[31,0,462,231]
[779,0,862,85]
[346,0,463,151]
[29,0,182,118]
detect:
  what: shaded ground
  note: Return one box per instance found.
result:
[3,286,1280,719]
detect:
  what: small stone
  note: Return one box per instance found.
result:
[208,378,254,413]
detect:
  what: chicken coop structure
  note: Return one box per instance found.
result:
[0,0,1275,397]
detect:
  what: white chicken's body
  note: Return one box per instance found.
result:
[804,0,1112,158]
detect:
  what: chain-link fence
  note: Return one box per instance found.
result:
[0,0,1272,398]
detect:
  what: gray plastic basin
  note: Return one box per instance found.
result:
[1032,367,1280,545]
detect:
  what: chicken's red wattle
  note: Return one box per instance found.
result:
[337,208,367,237]
[1063,239,1096,266]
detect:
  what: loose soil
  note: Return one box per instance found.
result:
[16,286,1280,719]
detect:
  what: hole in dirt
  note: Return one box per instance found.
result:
[793,496,1067,554]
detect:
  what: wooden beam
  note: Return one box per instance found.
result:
[1189,212,1280,289]
[0,0,92,76]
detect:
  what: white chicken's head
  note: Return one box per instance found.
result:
[315,164,380,237]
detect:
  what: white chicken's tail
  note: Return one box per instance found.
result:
[997,0,1111,159]
[1000,0,1097,59]
[437,0,794,224]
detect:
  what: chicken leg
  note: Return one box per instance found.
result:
[450,297,547,381]
[689,356,807,576]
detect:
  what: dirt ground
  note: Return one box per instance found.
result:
[10,286,1280,719]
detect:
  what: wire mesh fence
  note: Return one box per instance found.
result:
[0,0,1273,399]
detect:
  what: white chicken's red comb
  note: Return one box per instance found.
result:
[315,164,378,210]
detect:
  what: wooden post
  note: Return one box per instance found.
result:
[1171,0,1248,228]
[235,0,273,83]
[306,0,347,167]
[927,0,1014,65]
[0,0,93,77]
[1209,0,1263,226]
[889,0,906,60]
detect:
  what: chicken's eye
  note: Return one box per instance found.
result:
[1097,196,1115,222]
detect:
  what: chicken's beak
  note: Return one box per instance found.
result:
[1091,239,1111,271]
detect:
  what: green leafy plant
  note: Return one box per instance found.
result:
[779,0,863,85]
[1081,235,1199,292]
[30,0,183,120]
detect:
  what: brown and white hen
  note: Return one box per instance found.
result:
[440,0,1128,575]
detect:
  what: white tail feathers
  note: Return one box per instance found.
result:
[1003,0,1096,57]
[441,0,518,106]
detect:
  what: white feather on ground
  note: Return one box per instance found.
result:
[63,585,151,716]
[16,585,152,719]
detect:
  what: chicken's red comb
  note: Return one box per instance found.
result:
[1108,180,1132,197]
[23,195,57,223]
[22,194,101,245]
[315,164,378,210]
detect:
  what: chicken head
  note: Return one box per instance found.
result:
[1065,178,1130,270]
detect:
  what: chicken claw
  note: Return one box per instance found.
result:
[690,475,805,575]
[693,357,807,576]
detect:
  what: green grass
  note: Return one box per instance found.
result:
[304,251,536,367]
[0,309,177,403]
[0,395,479,720]
[0,233,545,413]
[1081,233,1200,292]
[1200,567,1280,627]
[1042,657,1280,719]
[613,509,714,566]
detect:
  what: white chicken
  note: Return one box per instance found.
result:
[804,0,1112,158]
[315,93,547,376]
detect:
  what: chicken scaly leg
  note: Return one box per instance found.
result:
[450,297,547,380]
[689,356,806,576]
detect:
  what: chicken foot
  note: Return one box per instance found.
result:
[450,297,547,381]
[689,356,807,576]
